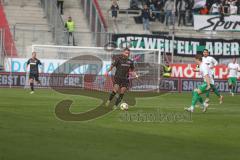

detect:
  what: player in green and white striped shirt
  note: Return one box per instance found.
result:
[202,49,223,104]
[185,54,211,113]
[227,58,240,96]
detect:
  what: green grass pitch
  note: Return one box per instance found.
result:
[0,88,240,160]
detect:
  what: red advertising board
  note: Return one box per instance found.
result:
[170,64,235,80]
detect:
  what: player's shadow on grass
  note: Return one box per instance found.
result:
[51,55,169,121]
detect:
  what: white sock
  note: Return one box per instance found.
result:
[190,106,194,111]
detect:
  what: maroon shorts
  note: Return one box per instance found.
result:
[113,77,129,88]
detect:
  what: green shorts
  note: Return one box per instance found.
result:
[228,77,237,85]
[210,84,216,89]
[198,82,208,93]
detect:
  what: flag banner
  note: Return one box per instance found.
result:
[112,34,240,57]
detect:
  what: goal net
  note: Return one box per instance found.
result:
[28,45,163,91]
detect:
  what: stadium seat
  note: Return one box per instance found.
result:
[3,0,53,57]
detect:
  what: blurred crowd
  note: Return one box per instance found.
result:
[109,0,240,31]
[138,0,240,27]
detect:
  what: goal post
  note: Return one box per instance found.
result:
[30,44,163,91]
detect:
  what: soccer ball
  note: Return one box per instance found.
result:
[120,103,128,111]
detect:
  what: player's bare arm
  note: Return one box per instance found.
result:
[129,68,138,79]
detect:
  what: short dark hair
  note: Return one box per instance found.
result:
[195,54,203,61]
[124,48,130,52]
[203,49,209,52]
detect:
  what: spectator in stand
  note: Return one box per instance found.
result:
[65,16,75,46]
[130,0,140,10]
[237,0,240,14]
[149,0,161,20]
[228,0,238,14]
[164,0,175,26]
[110,0,119,20]
[222,0,230,14]
[199,5,209,14]
[219,1,226,21]
[210,1,221,14]
[155,0,165,23]
[141,4,151,31]
[177,0,187,26]
[186,0,194,25]
[57,0,64,15]
[230,4,238,14]
[149,0,156,11]
[144,0,150,6]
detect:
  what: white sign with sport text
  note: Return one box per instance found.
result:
[194,15,240,31]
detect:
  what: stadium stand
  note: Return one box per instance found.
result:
[0,0,17,57]
[62,0,92,46]
[0,0,95,57]
[98,0,240,39]
[98,0,146,34]
[3,0,53,57]
[0,0,109,60]
[0,0,239,61]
